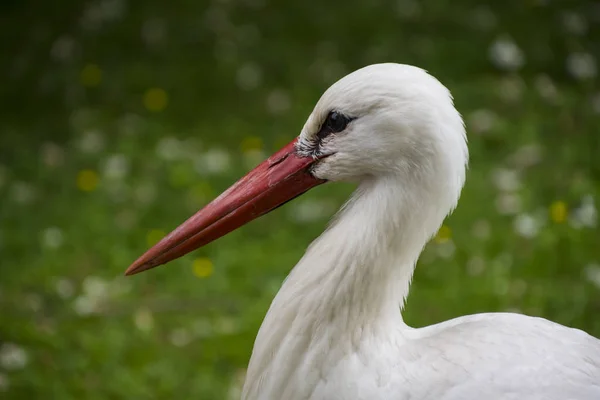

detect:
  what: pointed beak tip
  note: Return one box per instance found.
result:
[124,260,154,276]
[124,265,140,276]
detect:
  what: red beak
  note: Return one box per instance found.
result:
[125,138,325,276]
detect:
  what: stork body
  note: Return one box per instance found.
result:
[243,179,600,399]
[127,64,600,399]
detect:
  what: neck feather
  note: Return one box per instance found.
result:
[243,175,449,399]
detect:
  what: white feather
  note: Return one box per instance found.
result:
[241,63,600,400]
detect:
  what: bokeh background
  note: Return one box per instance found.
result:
[1,0,600,398]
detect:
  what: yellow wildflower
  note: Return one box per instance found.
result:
[550,201,567,223]
[76,169,99,192]
[240,136,263,153]
[193,257,214,278]
[80,64,102,87]
[143,88,168,112]
[435,225,452,244]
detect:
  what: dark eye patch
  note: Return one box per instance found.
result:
[315,111,353,143]
[295,110,355,157]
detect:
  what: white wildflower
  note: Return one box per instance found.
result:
[73,295,96,316]
[196,148,232,175]
[79,130,105,154]
[10,181,35,204]
[472,219,491,240]
[266,89,291,115]
[489,37,524,71]
[495,193,522,215]
[41,227,64,249]
[436,240,456,259]
[570,195,597,228]
[514,213,540,238]
[492,168,521,192]
[236,63,262,91]
[583,263,600,289]
[561,12,587,36]
[55,278,75,299]
[170,328,192,347]
[102,154,129,180]
[566,52,597,80]
[0,343,28,370]
[134,308,154,333]
[156,137,184,161]
[467,256,486,276]
[468,109,497,134]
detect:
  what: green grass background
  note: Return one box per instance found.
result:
[1,0,599,398]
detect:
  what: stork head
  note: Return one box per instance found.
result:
[125,63,468,275]
[300,64,467,189]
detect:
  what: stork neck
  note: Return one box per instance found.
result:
[243,176,447,399]
[285,176,440,328]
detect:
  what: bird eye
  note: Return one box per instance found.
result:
[324,111,348,133]
[310,110,353,152]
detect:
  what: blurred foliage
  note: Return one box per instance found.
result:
[1,0,600,398]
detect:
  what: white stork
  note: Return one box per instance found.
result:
[126,63,600,399]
